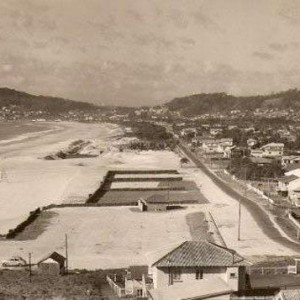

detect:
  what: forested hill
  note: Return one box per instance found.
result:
[165,89,300,116]
[0,87,97,112]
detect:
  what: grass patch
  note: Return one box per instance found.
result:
[0,269,108,298]
[186,212,210,241]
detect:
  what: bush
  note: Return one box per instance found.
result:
[6,208,41,239]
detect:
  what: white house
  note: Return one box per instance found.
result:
[251,143,284,158]
[282,155,300,167]
[148,241,249,300]
[260,143,284,157]
[247,138,258,148]
[202,138,233,155]
[210,127,223,136]
[250,149,264,158]
[277,175,300,207]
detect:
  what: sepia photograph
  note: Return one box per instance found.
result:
[1,0,300,299]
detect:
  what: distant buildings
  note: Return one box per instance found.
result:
[251,143,284,158]
[201,138,233,156]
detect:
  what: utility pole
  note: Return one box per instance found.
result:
[238,167,247,241]
[65,234,68,274]
[29,253,32,283]
[238,200,241,241]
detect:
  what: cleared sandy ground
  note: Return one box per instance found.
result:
[182,168,300,258]
[0,206,195,269]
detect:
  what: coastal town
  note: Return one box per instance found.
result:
[2,0,300,299]
[1,100,300,299]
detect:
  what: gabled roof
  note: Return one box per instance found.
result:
[279,289,300,300]
[148,277,232,300]
[152,241,248,268]
[261,142,284,149]
[278,175,299,184]
[285,163,300,172]
[37,251,65,265]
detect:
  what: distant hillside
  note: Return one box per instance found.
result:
[165,89,300,116]
[0,88,97,113]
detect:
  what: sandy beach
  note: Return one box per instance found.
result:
[0,121,122,234]
[0,121,298,270]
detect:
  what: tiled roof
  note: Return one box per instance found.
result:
[278,175,299,184]
[285,163,300,172]
[280,289,300,300]
[152,241,247,268]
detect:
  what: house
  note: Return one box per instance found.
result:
[251,143,284,158]
[201,139,220,153]
[201,138,233,156]
[285,163,300,177]
[210,127,223,136]
[274,289,300,300]
[107,265,149,299]
[247,138,258,148]
[282,155,300,167]
[148,277,233,300]
[37,252,65,275]
[260,143,284,157]
[250,149,264,158]
[149,241,249,300]
[277,175,300,206]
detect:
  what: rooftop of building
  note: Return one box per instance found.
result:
[152,240,248,268]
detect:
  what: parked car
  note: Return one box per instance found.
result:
[2,256,27,267]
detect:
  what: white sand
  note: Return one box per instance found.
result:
[0,121,298,270]
[0,122,122,234]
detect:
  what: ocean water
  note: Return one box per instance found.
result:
[0,121,51,142]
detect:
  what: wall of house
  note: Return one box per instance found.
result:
[152,266,228,289]
[225,266,241,291]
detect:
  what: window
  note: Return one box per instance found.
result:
[230,272,237,279]
[136,289,143,297]
[195,269,203,280]
[172,269,181,281]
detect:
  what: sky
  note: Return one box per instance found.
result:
[1,0,300,106]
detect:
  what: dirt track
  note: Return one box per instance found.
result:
[178,143,300,253]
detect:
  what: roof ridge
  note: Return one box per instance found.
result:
[152,241,187,267]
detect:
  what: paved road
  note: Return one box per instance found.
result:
[178,142,300,253]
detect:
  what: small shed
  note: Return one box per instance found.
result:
[37,251,65,275]
[138,194,169,212]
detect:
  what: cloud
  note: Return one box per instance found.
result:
[253,51,274,61]
[278,0,300,25]
[191,9,220,31]
[269,43,288,52]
